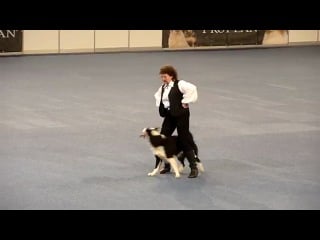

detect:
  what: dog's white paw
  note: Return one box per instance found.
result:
[148,168,159,176]
[175,174,181,178]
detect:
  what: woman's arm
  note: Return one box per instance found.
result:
[154,85,163,107]
[178,80,198,105]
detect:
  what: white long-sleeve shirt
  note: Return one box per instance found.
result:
[154,80,198,108]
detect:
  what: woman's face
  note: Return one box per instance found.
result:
[160,74,173,84]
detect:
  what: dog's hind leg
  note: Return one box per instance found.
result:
[177,151,185,167]
[178,163,185,173]
[167,157,180,178]
[176,155,186,173]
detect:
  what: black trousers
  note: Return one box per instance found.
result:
[160,109,196,153]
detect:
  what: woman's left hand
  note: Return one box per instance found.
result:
[182,103,189,108]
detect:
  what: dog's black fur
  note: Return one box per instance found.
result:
[147,129,184,165]
[141,127,183,177]
[141,127,204,178]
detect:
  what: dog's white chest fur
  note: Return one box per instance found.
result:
[151,146,167,160]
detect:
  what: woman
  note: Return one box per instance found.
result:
[154,65,200,178]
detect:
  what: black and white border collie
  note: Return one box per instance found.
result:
[140,127,204,178]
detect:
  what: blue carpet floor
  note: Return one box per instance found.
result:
[1,46,320,209]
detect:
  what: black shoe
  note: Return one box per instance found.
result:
[160,167,171,174]
[188,168,199,178]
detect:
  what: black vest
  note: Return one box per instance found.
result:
[159,80,189,117]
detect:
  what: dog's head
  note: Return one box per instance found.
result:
[140,127,160,138]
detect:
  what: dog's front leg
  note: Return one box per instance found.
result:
[148,168,160,176]
[148,157,162,176]
[167,158,180,178]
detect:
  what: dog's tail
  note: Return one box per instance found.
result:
[197,162,205,172]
